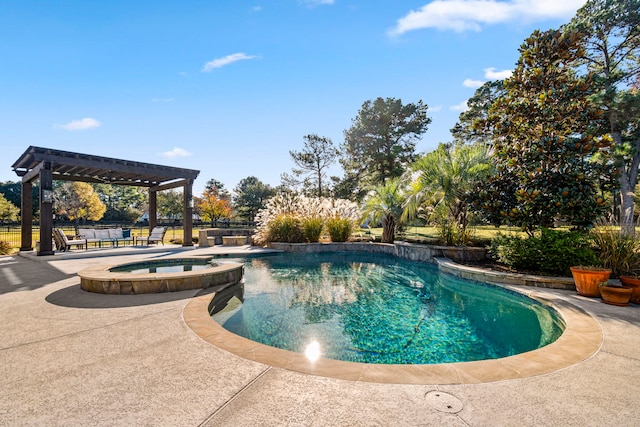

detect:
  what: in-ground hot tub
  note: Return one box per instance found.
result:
[78,257,244,294]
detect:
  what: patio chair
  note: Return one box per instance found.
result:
[135,227,167,246]
[53,228,87,252]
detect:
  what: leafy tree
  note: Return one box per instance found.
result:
[360,178,405,243]
[471,28,613,234]
[198,191,232,225]
[233,176,276,222]
[341,97,431,199]
[54,182,106,226]
[451,80,506,145]
[95,184,146,221]
[204,178,231,201]
[568,0,640,235]
[404,143,492,244]
[287,134,339,197]
[0,193,20,222]
[0,180,39,217]
[157,189,183,220]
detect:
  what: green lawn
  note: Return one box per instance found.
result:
[363,225,528,244]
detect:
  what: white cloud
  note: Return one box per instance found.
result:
[462,67,513,90]
[160,147,191,158]
[484,67,512,79]
[389,0,585,35]
[55,117,101,131]
[450,101,469,112]
[251,6,262,12]
[430,105,443,112]
[463,78,484,88]
[202,53,257,72]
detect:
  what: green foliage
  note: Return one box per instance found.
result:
[267,214,305,243]
[568,0,640,234]
[405,142,492,245]
[204,179,231,201]
[157,189,184,220]
[341,97,431,199]
[0,181,40,217]
[0,240,11,255]
[233,176,276,222]
[325,217,354,242]
[491,229,599,276]
[361,178,405,243]
[0,193,20,222]
[591,220,640,277]
[437,219,474,246]
[451,81,506,145]
[95,184,146,222]
[471,28,614,233]
[302,217,324,242]
[287,134,339,197]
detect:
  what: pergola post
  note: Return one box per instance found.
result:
[183,180,194,247]
[19,181,33,252]
[148,189,157,231]
[37,162,54,256]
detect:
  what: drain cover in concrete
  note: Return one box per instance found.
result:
[425,391,463,413]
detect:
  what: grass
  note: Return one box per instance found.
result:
[361,225,529,245]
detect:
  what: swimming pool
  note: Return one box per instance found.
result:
[211,252,564,364]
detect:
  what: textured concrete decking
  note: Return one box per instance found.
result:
[1,245,640,426]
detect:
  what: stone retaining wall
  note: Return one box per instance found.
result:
[269,241,485,263]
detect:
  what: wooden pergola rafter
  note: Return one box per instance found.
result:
[12,146,200,256]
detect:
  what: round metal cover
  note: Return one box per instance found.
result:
[425,391,463,413]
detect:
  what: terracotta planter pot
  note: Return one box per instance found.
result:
[618,276,640,304]
[600,284,633,306]
[570,266,611,297]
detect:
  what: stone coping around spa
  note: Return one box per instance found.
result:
[78,258,244,294]
[184,258,602,385]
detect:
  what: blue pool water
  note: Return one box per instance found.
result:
[110,258,214,274]
[211,252,564,364]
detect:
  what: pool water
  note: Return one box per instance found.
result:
[110,259,214,274]
[211,252,564,365]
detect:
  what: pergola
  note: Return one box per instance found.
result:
[11,146,200,256]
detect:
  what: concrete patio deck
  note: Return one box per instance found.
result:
[1,245,639,426]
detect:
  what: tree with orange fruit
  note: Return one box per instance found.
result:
[471,28,615,234]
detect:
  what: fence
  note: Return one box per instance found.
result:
[0,220,256,248]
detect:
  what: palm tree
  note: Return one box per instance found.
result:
[361,178,405,243]
[404,143,492,244]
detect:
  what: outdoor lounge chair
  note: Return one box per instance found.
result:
[135,226,166,245]
[53,228,87,251]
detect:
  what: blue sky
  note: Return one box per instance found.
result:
[0,0,586,196]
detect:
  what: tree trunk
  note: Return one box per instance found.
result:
[381,215,396,243]
[617,134,640,236]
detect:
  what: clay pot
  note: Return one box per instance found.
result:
[570,266,611,297]
[600,284,633,306]
[618,276,640,304]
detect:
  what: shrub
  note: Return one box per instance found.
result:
[268,214,305,243]
[326,217,354,242]
[491,228,598,276]
[253,194,359,246]
[591,221,640,277]
[437,219,474,246]
[302,217,324,242]
[0,241,11,255]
